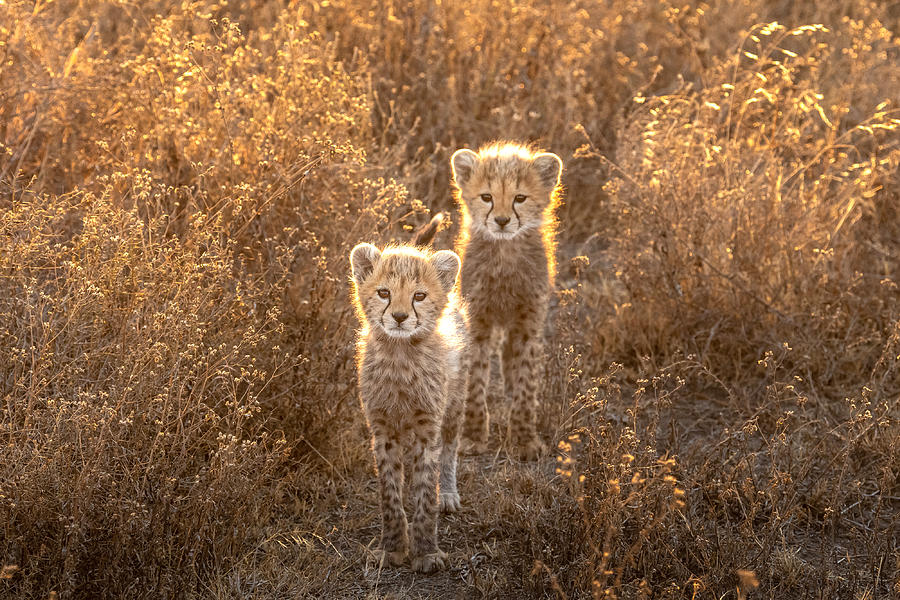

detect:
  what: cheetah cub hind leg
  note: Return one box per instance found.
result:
[439,437,461,512]
[440,341,466,512]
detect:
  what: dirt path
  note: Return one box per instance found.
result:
[237,448,561,599]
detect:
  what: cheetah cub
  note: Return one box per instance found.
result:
[451,142,563,460]
[350,242,468,573]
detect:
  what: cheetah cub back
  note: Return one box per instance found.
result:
[350,243,468,573]
[451,142,563,460]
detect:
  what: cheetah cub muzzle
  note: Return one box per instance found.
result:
[350,243,469,573]
[451,142,563,460]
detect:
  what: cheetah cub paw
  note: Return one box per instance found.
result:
[459,437,489,455]
[461,414,490,455]
[439,491,461,513]
[515,436,547,461]
[372,548,407,568]
[411,549,448,573]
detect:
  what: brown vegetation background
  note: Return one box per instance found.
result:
[1,0,899,598]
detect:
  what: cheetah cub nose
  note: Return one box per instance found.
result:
[494,216,510,227]
[392,312,408,323]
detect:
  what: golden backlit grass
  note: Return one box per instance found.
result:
[1,1,898,598]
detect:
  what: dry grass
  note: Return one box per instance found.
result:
[1,0,899,598]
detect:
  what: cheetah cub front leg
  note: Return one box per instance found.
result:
[409,423,447,573]
[503,321,548,460]
[371,426,408,567]
[460,322,491,454]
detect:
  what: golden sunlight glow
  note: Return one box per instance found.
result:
[1,1,897,595]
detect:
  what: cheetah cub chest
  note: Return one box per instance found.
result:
[350,243,469,573]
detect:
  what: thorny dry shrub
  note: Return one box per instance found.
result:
[1,0,900,598]
[527,15,900,600]
[0,194,289,596]
[1,0,418,440]
[0,1,410,596]
[531,337,899,598]
[590,20,900,386]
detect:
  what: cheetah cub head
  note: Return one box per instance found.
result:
[451,142,563,240]
[350,244,460,340]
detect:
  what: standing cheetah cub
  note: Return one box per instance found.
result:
[350,242,468,573]
[451,142,563,460]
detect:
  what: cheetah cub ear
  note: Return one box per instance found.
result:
[429,250,461,293]
[350,243,382,286]
[451,149,478,185]
[533,152,563,189]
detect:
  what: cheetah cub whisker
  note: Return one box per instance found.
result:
[451,142,563,460]
[350,243,469,573]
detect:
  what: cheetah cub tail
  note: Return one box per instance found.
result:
[411,212,444,247]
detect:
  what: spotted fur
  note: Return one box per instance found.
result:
[350,243,468,572]
[451,142,563,460]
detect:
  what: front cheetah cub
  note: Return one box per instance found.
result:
[451,142,563,460]
[350,243,468,573]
